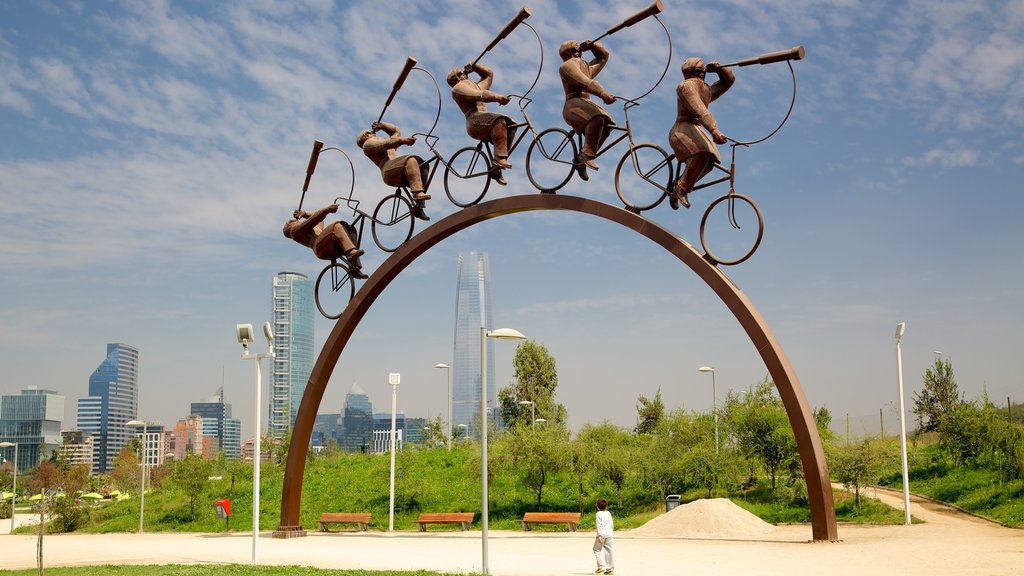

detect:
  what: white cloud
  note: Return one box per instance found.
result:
[903,141,980,168]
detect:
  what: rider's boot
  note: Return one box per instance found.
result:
[494,155,512,169]
[672,179,693,209]
[346,251,369,279]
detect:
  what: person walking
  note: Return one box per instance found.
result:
[593,498,614,574]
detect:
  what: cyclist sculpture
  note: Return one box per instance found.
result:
[357,120,432,221]
[447,62,515,185]
[558,39,616,179]
[283,204,367,279]
[667,57,735,210]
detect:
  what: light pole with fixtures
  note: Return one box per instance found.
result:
[697,366,719,453]
[388,373,400,531]
[481,327,526,575]
[237,321,274,565]
[0,441,17,533]
[126,420,147,533]
[434,363,452,450]
[895,322,911,525]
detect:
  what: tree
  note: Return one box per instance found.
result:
[498,340,566,429]
[505,426,569,507]
[829,437,891,506]
[579,422,634,507]
[634,388,664,435]
[913,357,961,432]
[730,379,798,494]
[172,453,213,521]
[28,461,63,576]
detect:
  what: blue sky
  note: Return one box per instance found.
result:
[1,0,1022,441]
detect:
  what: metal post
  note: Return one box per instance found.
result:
[388,373,400,531]
[253,356,262,562]
[895,322,911,525]
[139,431,145,533]
[480,327,489,575]
[435,364,452,451]
[711,369,718,453]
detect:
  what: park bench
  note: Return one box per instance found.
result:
[317,512,372,532]
[416,512,475,531]
[521,512,581,531]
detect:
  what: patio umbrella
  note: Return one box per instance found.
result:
[28,493,43,501]
[1,491,12,500]
[81,492,104,500]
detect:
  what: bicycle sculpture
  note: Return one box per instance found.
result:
[442,6,546,207]
[524,0,670,193]
[615,46,805,265]
[289,4,808,322]
[288,140,382,319]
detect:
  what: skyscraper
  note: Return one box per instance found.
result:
[271,272,314,438]
[76,343,139,473]
[0,386,64,472]
[452,251,494,437]
[190,387,242,460]
[340,384,373,453]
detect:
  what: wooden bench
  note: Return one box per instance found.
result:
[317,512,371,532]
[521,512,581,531]
[416,512,474,531]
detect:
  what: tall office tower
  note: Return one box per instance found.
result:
[270,272,314,438]
[0,386,65,472]
[77,343,139,473]
[340,384,373,453]
[452,251,494,437]
[59,430,94,470]
[191,388,241,460]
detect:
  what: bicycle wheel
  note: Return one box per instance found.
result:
[315,262,356,319]
[371,192,415,252]
[699,193,764,266]
[444,146,492,207]
[614,143,673,212]
[526,127,577,192]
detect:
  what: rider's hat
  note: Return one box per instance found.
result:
[682,57,706,77]
[446,67,465,87]
[356,130,373,146]
[558,40,579,61]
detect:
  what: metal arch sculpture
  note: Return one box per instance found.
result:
[273,194,839,543]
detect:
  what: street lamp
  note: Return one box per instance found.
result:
[895,322,911,525]
[481,326,526,575]
[0,441,17,533]
[697,366,719,453]
[519,400,535,431]
[237,321,274,565]
[388,372,400,531]
[434,363,452,451]
[534,418,547,425]
[126,420,147,533]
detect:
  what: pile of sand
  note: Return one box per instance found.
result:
[627,498,776,539]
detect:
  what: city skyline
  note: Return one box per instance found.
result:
[1,2,1021,443]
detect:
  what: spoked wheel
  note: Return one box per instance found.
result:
[526,127,577,193]
[615,143,673,213]
[444,146,492,207]
[699,193,764,266]
[315,261,356,319]
[371,192,415,252]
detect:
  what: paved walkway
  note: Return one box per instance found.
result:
[1,494,1021,575]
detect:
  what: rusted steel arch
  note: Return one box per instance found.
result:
[275,193,839,542]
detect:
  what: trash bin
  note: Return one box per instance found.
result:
[665,494,681,512]
[214,498,231,529]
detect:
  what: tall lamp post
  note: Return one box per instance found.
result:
[519,400,535,431]
[481,326,526,575]
[237,322,274,565]
[697,366,719,453]
[126,420,148,533]
[434,363,452,450]
[895,322,912,525]
[388,373,400,531]
[0,441,17,533]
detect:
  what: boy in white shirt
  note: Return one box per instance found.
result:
[593,498,614,574]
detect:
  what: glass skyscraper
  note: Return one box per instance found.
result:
[76,343,139,473]
[0,387,64,472]
[341,383,373,453]
[191,387,242,460]
[452,251,494,437]
[271,272,313,438]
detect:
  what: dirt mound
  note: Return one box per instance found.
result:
[628,498,776,539]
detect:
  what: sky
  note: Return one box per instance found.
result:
[1,0,1022,443]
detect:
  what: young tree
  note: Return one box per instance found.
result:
[634,388,664,435]
[498,340,566,429]
[505,425,569,507]
[579,422,633,507]
[913,357,961,432]
[172,453,213,521]
[829,437,891,506]
[731,379,798,494]
[29,461,63,576]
